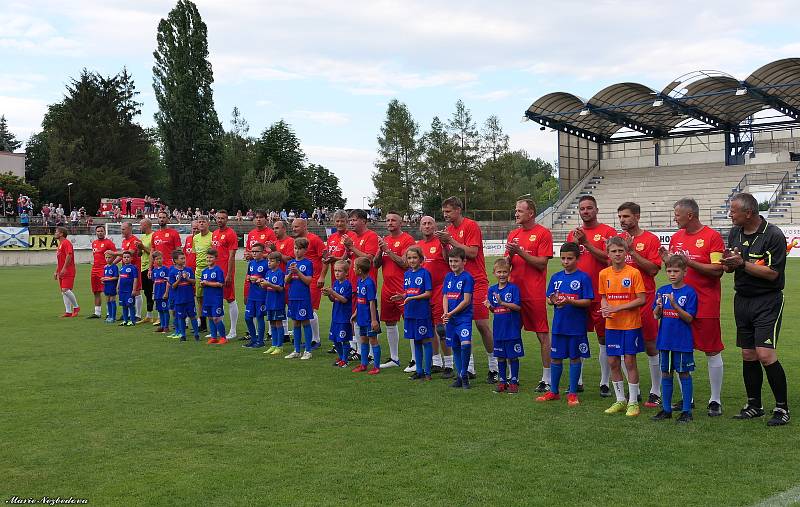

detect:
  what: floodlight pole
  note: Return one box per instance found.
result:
[67,182,74,212]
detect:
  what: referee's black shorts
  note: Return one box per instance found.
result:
[734,292,784,350]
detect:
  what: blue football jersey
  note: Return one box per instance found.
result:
[488,282,522,341]
[654,284,698,352]
[201,266,225,307]
[151,265,170,299]
[247,259,269,302]
[286,258,313,301]
[169,266,195,305]
[103,264,119,293]
[118,264,138,294]
[263,268,285,311]
[355,276,378,327]
[443,271,474,324]
[547,270,594,336]
[331,279,353,324]
[403,268,432,319]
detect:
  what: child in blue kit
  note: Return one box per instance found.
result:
[323,259,354,367]
[150,251,171,333]
[284,237,314,360]
[242,245,267,348]
[263,251,287,356]
[351,256,382,375]
[117,250,139,326]
[486,257,523,394]
[169,250,199,341]
[391,246,434,380]
[442,247,474,390]
[201,249,227,344]
[540,242,594,406]
[101,251,119,323]
[652,255,698,424]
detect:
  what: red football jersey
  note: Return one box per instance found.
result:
[151,228,182,267]
[325,230,357,283]
[121,235,141,270]
[183,235,196,270]
[669,226,724,318]
[274,236,295,272]
[566,223,616,301]
[91,238,116,271]
[299,232,325,282]
[446,217,487,284]
[348,229,380,283]
[246,227,277,253]
[379,232,416,294]
[57,239,76,276]
[212,227,238,276]
[417,237,448,290]
[621,230,662,293]
[507,224,553,300]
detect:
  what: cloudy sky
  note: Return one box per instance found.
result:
[3,0,799,207]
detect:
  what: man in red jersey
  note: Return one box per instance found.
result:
[54,226,80,317]
[184,220,198,271]
[374,212,415,369]
[293,217,326,348]
[343,209,380,358]
[244,209,278,301]
[116,221,142,321]
[436,196,499,384]
[567,195,617,396]
[662,198,725,417]
[506,198,554,392]
[617,201,663,407]
[272,220,295,271]
[417,215,453,377]
[151,210,182,268]
[88,224,117,319]
[212,210,239,339]
[318,210,356,286]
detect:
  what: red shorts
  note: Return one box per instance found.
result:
[431,288,443,325]
[472,281,489,320]
[380,291,404,322]
[692,317,724,353]
[587,301,605,336]
[90,270,104,293]
[223,280,236,302]
[521,298,549,333]
[311,281,321,310]
[59,276,75,290]
[641,292,658,341]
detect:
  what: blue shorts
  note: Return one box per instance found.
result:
[265,309,286,321]
[155,299,169,312]
[660,350,695,373]
[203,304,225,318]
[358,324,379,338]
[288,300,312,321]
[329,322,353,343]
[605,328,644,356]
[551,334,591,360]
[493,338,524,359]
[245,300,266,319]
[175,302,197,319]
[445,320,472,347]
[103,287,117,297]
[119,293,134,307]
[404,317,434,341]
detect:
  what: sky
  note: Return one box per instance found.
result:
[3,0,800,208]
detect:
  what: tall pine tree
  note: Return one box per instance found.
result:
[447,100,480,210]
[255,120,308,211]
[153,0,222,209]
[474,115,511,210]
[221,107,255,212]
[419,116,458,216]
[0,116,21,152]
[372,99,423,214]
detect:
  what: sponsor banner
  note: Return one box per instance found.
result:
[2,234,103,250]
[651,231,675,248]
[780,226,800,257]
[483,240,505,257]
[0,227,29,249]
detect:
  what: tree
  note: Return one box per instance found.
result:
[418,116,458,216]
[32,69,160,210]
[480,115,509,163]
[255,120,308,210]
[240,160,289,212]
[153,0,223,209]
[221,107,255,212]
[0,116,21,152]
[305,163,345,210]
[473,115,511,210]
[372,99,423,214]
[447,100,480,210]
[0,172,39,203]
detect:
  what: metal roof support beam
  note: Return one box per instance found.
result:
[742,84,800,120]
[657,95,735,133]
[585,104,666,138]
[525,111,608,143]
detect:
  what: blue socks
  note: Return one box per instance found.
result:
[569,361,582,394]
[334,342,343,360]
[452,340,462,377]
[510,360,520,385]
[303,324,312,352]
[551,362,563,394]
[293,327,302,352]
[190,318,199,337]
[460,343,471,379]
[423,341,433,376]
[360,342,370,367]
[498,360,508,383]
[680,375,693,414]
[246,318,257,342]
[372,344,381,368]
[662,376,674,413]
[256,317,265,345]
[414,341,424,375]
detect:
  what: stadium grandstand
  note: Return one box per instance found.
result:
[527,58,800,239]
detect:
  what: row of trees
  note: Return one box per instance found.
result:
[15,0,344,213]
[372,99,557,217]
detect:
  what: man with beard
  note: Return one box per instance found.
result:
[88,224,117,319]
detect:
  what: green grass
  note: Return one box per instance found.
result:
[2,259,799,506]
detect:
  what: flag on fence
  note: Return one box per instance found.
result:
[0,227,30,248]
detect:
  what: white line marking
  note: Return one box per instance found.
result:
[753,484,800,507]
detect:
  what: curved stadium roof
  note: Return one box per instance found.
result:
[525,58,800,142]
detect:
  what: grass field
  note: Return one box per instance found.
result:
[2,258,799,506]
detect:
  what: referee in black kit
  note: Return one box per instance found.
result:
[722,192,789,426]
